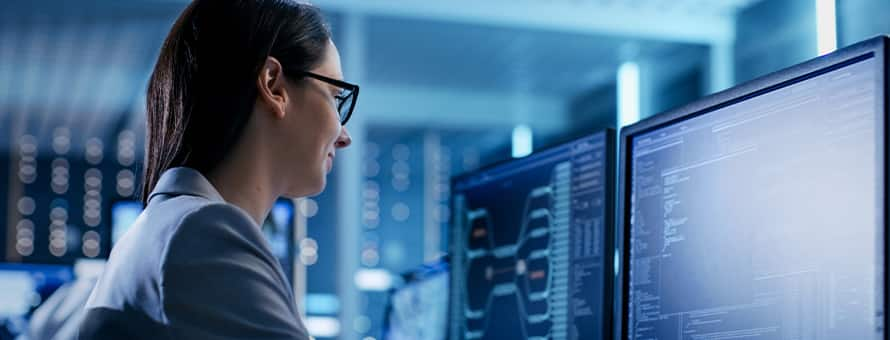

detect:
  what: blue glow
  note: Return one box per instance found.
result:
[112,201,143,245]
[271,200,294,226]
[0,264,74,318]
[305,293,341,315]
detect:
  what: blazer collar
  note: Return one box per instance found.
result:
[148,167,226,203]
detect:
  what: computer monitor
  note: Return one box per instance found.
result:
[262,199,296,284]
[111,200,143,246]
[110,198,296,284]
[0,263,73,318]
[617,36,888,339]
[384,259,450,340]
[450,130,615,340]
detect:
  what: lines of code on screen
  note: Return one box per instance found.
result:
[628,57,883,340]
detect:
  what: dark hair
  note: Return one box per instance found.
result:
[141,0,331,204]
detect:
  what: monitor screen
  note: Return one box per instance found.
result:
[0,263,73,318]
[451,131,613,340]
[624,52,884,338]
[111,200,143,245]
[262,199,296,284]
[385,265,450,340]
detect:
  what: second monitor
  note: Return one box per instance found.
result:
[450,130,614,340]
[618,36,888,339]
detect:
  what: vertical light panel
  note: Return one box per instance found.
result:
[816,0,837,55]
[422,132,443,262]
[339,12,367,340]
[618,62,641,128]
[708,43,735,94]
[293,198,307,319]
[511,124,533,158]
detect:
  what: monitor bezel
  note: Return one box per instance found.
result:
[615,36,889,339]
[449,128,616,340]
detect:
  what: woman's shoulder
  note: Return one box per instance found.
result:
[175,200,257,233]
[151,197,285,287]
[158,198,266,263]
[148,198,302,337]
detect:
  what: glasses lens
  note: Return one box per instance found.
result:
[338,90,355,124]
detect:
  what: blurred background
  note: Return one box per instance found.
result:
[0,0,887,339]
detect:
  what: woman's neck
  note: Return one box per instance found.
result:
[206,140,279,226]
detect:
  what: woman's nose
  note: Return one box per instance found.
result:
[335,126,352,148]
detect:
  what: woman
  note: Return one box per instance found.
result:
[78,1,354,339]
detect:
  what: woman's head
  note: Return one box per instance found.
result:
[142,0,352,204]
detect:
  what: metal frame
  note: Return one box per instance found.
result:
[449,128,616,340]
[299,71,360,125]
[615,35,890,339]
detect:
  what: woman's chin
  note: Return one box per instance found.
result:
[282,177,326,198]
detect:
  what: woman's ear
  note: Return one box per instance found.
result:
[256,57,289,119]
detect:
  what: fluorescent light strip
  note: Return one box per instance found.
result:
[511,124,533,158]
[618,62,641,128]
[816,0,837,55]
[305,316,341,338]
[354,268,393,291]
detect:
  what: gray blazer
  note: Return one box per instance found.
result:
[79,167,309,339]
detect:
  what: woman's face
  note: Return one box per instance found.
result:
[279,40,352,197]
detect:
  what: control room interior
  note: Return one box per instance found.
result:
[1,1,889,339]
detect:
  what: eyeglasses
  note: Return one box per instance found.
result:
[301,71,359,126]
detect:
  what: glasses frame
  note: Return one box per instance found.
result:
[301,71,359,125]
